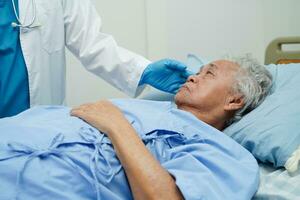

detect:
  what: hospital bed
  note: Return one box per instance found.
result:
[139,36,300,200]
[254,36,300,200]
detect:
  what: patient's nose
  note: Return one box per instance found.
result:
[187,75,197,83]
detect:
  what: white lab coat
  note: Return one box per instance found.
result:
[18,0,150,107]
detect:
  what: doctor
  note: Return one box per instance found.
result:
[0,0,191,118]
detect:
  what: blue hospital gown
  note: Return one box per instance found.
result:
[0,99,259,200]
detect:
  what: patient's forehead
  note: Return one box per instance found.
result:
[201,60,240,74]
[213,60,239,70]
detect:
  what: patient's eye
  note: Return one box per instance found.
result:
[197,67,204,75]
[206,70,214,76]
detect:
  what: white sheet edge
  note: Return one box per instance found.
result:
[285,145,300,173]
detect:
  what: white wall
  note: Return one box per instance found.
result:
[144,0,168,60]
[164,0,300,63]
[66,0,300,106]
[261,0,300,45]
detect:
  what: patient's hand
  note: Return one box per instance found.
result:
[71,100,129,135]
[72,100,183,200]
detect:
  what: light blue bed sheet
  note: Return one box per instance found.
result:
[0,99,259,200]
[253,163,300,200]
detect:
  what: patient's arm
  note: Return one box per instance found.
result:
[71,101,183,200]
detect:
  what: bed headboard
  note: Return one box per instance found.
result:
[265,37,300,65]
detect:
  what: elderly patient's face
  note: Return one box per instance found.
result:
[175,60,240,112]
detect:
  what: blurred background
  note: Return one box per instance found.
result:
[66,0,300,106]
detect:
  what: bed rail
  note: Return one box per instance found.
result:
[265,37,300,65]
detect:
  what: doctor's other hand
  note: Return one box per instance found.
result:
[139,59,194,94]
[70,100,129,135]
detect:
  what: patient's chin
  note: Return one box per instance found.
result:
[174,91,184,105]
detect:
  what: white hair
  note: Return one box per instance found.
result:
[226,54,273,125]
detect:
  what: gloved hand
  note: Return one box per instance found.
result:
[139,59,193,94]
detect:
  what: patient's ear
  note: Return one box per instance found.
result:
[224,94,245,111]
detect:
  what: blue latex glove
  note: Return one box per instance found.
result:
[139,59,194,94]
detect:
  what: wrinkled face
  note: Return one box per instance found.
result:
[175,60,240,112]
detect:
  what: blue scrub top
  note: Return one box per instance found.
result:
[0,0,30,118]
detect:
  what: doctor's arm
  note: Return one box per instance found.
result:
[71,101,183,200]
[62,0,150,96]
[62,0,192,95]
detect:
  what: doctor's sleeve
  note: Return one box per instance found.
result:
[161,141,259,200]
[61,0,151,96]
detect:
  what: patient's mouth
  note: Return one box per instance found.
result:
[181,85,190,92]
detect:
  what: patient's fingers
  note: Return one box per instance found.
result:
[71,100,120,117]
[71,103,94,113]
[70,107,84,115]
[78,103,92,110]
[70,109,85,118]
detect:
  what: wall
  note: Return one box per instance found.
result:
[261,0,300,46]
[164,0,300,63]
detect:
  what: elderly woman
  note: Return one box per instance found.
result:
[0,56,272,200]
